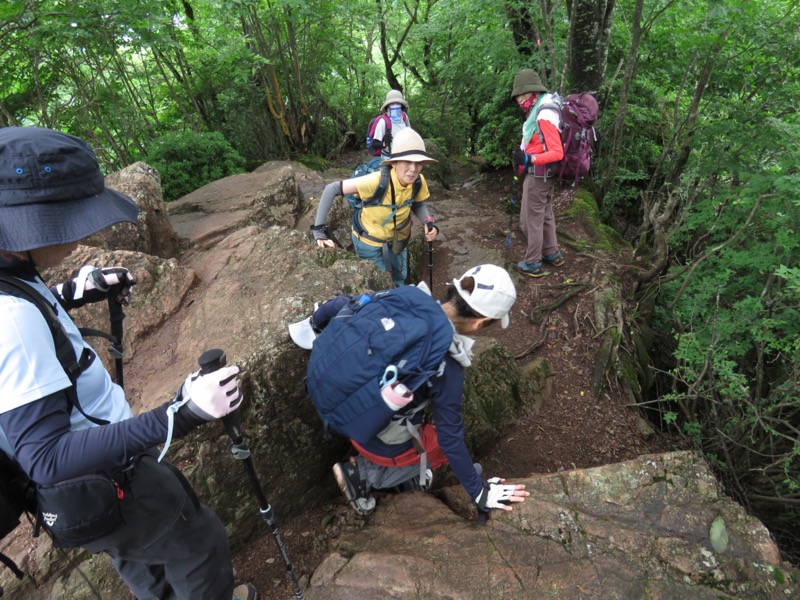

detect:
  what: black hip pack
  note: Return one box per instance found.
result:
[34,472,125,548]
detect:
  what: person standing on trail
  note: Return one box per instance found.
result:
[0,127,255,600]
[312,127,439,288]
[369,89,411,161]
[510,68,566,278]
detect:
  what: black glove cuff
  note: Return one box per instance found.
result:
[50,283,87,310]
[156,399,207,438]
[475,479,490,511]
[310,224,329,232]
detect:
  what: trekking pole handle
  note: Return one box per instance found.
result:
[197,349,246,447]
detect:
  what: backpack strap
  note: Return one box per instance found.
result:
[532,93,563,152]
[351,167,421,243]
[0,274,110,426]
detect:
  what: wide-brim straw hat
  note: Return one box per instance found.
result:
[380,89,409,111]
[0,127,139,252]
[510,68,548,98]
[380,128,438,166]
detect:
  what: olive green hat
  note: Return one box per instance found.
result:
[510,69,547,98]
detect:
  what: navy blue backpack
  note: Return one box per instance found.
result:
[306,285,453,444]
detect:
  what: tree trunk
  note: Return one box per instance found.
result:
[568,0,615,93]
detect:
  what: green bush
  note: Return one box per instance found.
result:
[144,131,246,202]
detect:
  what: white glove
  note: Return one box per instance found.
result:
[52,265,136,308]
[181,365,243,420]
[475,477,519,510]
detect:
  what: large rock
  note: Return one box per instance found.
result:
[310,451,799,599]
[84,161,178,258]
[167,162,307,248]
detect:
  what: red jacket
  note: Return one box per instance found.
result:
[524,117,564,166]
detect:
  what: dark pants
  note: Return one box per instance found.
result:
[83,454,234,600]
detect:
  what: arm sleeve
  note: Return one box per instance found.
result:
[428,357,483,499]
[313,181,344,227]
[411,201,432,222]
[0,390,202,485]
[536,118,564,165]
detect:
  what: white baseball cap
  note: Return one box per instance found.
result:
[452,264,517,328]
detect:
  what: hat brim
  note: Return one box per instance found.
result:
[381,99,409,111]
[380,152,438,166]
[0,188,139,252]
[288,317,317,350]
[510,84,548,98]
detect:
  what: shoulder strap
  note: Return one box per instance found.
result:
[0,274,109,426]
[361,165,392,207]
[533,93,563,152]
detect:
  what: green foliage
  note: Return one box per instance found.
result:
[143,131,245,202]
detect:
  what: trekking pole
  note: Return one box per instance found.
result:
[505,172,520,262]
[427,242,433,291]
[423,216,435,291]
[198,349,306,600]
[106,297,125,388]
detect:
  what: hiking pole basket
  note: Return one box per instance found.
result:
[198,349,306,600]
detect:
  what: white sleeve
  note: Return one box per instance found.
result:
[373,117,388,141]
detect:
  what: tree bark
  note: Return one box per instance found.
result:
[568,0,615,93]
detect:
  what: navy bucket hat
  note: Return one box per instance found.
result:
[0,126,139,252]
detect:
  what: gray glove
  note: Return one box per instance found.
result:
[310,224,330,241]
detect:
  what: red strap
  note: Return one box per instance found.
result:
[350,424,449,469]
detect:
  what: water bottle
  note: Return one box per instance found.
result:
[379,365,414,411]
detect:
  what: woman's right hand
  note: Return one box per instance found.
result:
[316,238,336,248]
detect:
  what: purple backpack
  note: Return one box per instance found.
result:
[556,93,599,187]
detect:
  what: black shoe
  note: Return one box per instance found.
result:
[333,460,376,515]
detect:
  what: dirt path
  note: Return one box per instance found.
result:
[230,158,680,598]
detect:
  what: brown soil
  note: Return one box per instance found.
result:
[229,157,682,598]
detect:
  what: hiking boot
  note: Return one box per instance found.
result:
[333,460,376,516]
[516,261,546,278]
[391,468,434,493]
[232,583,257,600]
[542,251,565,267]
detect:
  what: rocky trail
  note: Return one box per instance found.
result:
[230,156,680,598]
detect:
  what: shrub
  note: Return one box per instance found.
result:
[144,130,245,202]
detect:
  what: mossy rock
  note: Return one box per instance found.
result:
[563,189,630,253]
[461,340,549,455]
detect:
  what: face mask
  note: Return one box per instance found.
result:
[389,104,403,123]
[519,95,537,114]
